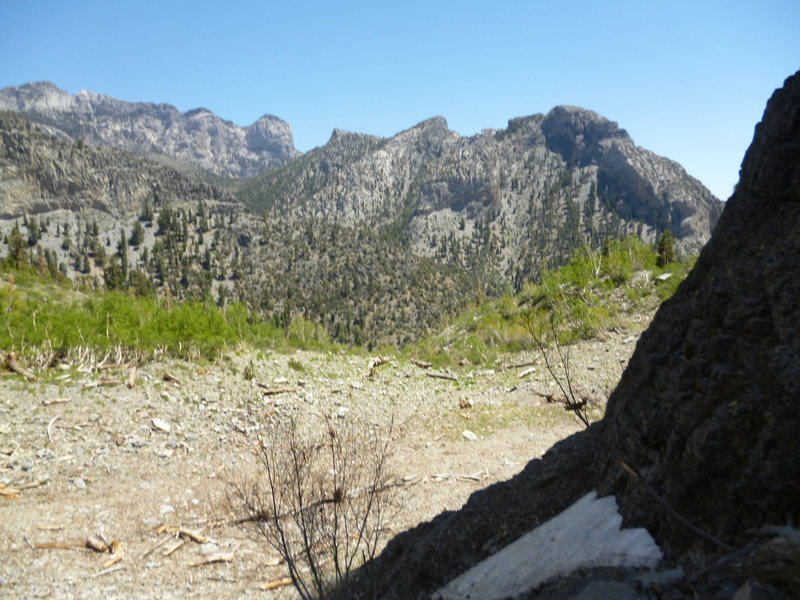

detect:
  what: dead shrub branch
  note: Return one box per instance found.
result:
[227,408,396,599]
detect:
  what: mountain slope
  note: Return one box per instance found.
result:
[0,81,299,178]
[0,110,234,217]
[0,111,476,346]
[241,108,723,284]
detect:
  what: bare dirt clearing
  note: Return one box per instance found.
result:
[0,326,645,598]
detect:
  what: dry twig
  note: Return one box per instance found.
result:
[618,459,733,552]
[260,577,293,590]
[86,564,125,579]
[189,553,234,567]
[102,540,124,567]
[47,416,59,444]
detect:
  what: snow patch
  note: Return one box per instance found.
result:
[434,491,662,600]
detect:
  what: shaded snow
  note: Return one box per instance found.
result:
[434,491,662,600]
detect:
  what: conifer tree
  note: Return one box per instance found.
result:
[656,229,676,267]
[130,221,145,247]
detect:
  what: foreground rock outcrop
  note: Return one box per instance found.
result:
[343,71,800,599]
[595,69,800,556]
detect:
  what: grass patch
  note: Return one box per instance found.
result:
[0,268,347,363]
[413,237,695,367]
[433,402,578,440]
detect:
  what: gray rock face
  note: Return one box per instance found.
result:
[0,110,233,216]
[0,81,299,177]
[242,106,722,281]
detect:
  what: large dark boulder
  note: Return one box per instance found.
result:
[596,70,800,555]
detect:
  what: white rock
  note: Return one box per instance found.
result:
[337,406,349,419]
[152,418,171,433]
[461,430,479,442]
[351,381,364,389]
[273,377,289,385]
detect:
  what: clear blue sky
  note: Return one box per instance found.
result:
[1,0,798,200]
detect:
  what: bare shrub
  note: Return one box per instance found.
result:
[228,408,396,599]
[527,314,599,428]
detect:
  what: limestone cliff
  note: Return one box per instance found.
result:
[0,81,299,178]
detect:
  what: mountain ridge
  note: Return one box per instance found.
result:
[240,105,722,285]
[0,81,299,178]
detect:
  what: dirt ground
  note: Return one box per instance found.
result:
[0,327,645,599]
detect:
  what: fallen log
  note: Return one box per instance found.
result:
[162,372,181,385]
[506,360,536,370]
[261,577,293,590]
[426,371,458,382]
[4,353,37,382]
[189,552,234,567]
[368,356,391,377]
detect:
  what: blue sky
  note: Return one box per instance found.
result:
[1,0,798,200]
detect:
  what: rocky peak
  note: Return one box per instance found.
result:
[326,127,379,144]
[506,114,545,135]
[245,114,295,156]
[394,117,453,140]
[0,81,300,178]
[412,115,450,133]
[542,105,630,164]
[737,75,800,201]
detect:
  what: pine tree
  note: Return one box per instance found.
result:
[656,229,676,267]
[27,217,41,247]
[117,229,129,281]
[129,221,145,247]
[7,224,27,268]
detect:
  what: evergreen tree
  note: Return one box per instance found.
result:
[117,229,129,281]
[104,258,124,290]
[27,217,41,247]
[157,207,174,235]
[656,229,676,267]
[129,221,145,247]
[7,224,27,268]
[95,244,107,268]
[140,198,154,224]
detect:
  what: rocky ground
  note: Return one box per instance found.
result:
[0,324,645,599]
